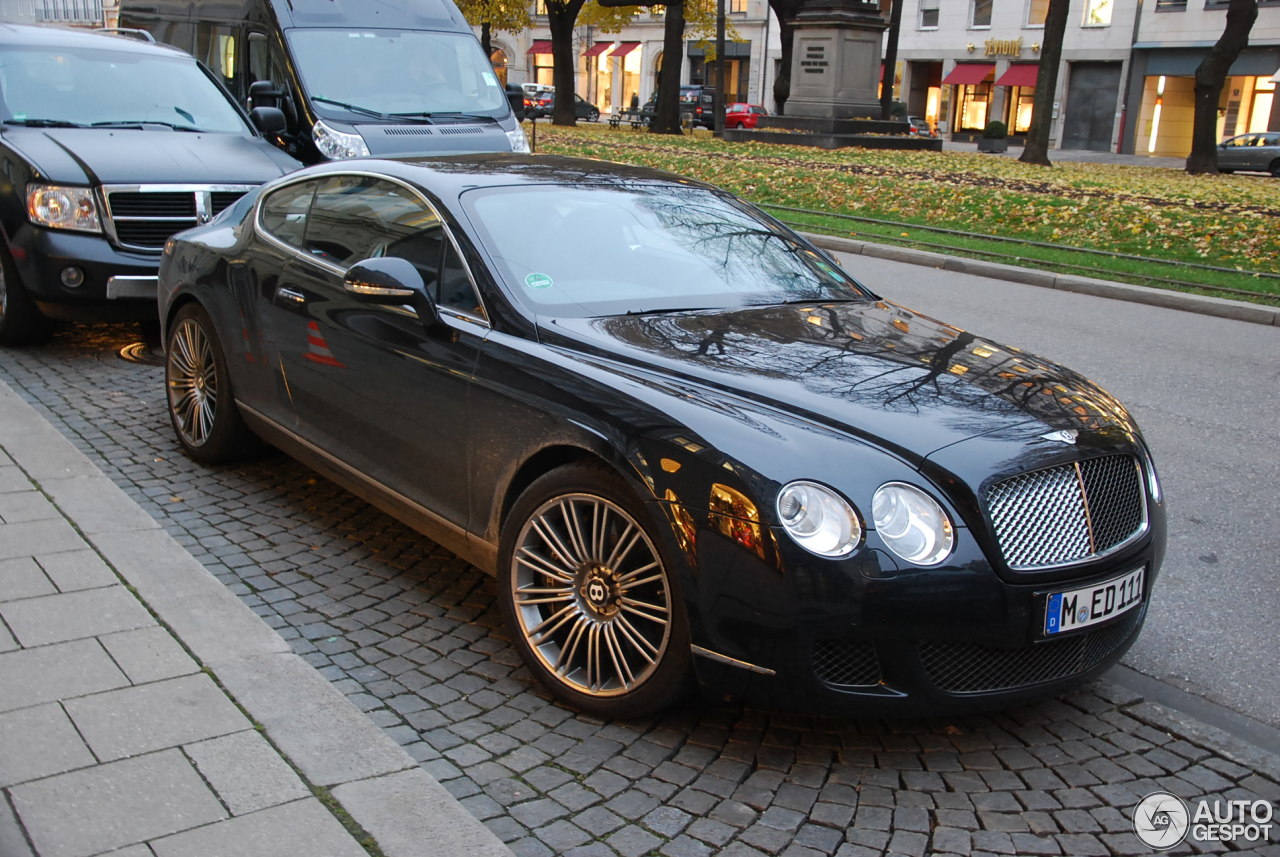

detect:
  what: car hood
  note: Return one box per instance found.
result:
[545,300,1140,462]
[4,127,300,185]
[354,121,514,157]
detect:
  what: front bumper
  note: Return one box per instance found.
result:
[678,514,1165,716]
[9,225,159,321]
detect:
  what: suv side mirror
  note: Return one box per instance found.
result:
[249,106,286,136]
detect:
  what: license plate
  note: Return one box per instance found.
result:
[1044,567,1145,636]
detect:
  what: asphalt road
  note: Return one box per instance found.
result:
[833,251,1280,731]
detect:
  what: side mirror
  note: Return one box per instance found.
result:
[249,106,286,136]
[248,79,282,109]
[343,257,439,327]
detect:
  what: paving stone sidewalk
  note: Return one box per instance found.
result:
[0,329,1277,857]
[0,377,511,857]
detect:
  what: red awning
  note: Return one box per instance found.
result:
[941,63,995,85]
[609,41,640,57]
[996,63,1039,87]
[583,41,612,57]
[527,40,553,55]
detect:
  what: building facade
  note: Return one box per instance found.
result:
[892,0,1279,156]
[487,0,781,116]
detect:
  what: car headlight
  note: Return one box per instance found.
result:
[507,126,530,153]
[313,119,370,160]
[776,481,862,558]
[872,482,954,566]
[27,184,102,233]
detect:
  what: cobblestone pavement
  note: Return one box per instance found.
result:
[2,323,1277,857]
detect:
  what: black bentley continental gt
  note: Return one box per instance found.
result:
[158,154,1166,718]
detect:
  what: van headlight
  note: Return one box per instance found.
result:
[777,481,862,558]
[27,184,102,233]
[872,482,954,566]
[507,126,530,153]
[313,120,370,160]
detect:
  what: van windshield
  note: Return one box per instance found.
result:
[287,29,509,119]
[0,44,249,132]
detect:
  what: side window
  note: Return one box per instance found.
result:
[194,22,237,91]
[438,243,482,315]
[259,181,316,251]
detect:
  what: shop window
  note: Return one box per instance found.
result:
[1083,0,1113,24]
[1026,0,1048,26]
[730,0,748,13]
[957,82,992,131]
[920,0,939,28]
[972,0,993,27]
[1011,87,1034,133]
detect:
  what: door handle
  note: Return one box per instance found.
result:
[275,287,305,306]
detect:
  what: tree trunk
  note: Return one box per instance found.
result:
[481,22,492,61]
[1018,0,1069,166]
[1186,0,1258,174]
[650,0,685,134]
[879,0,902,120]
[547,1,586,126]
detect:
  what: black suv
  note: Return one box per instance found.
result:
[0,23,300,344]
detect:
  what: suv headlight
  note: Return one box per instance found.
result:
[507,126,530,153]
[777,481,862,558]
[872,482,954,566]
[27,184,102,233]
[313,119,370,160]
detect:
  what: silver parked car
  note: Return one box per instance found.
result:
[1217,132,1280,177]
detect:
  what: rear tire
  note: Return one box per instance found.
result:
[1269,160,1280,178]
[165,303,263,464]
[499,462,694,718]
[0,246,54,346]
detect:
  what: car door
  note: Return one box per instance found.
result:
[1218,134,1259,171]
[255,172,488,531]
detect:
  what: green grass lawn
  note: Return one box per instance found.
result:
[530,123,1280,305]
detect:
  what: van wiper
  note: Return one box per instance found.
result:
[391,111,497,124]
[4,118,87,128]
[91,120,203,131]
[312,96,388,119]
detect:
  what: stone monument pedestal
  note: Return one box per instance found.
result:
[784,0,887,120]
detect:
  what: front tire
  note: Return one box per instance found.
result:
[165,303,262,464]
[0,246,54,346]
[499,462,693,718]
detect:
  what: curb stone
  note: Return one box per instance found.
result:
[807,233,1280,327]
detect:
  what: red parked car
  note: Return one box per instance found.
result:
[726,103,768,129]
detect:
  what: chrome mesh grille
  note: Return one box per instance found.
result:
[920,607,1143,694]
[103,185,254,252]
[812,640,881,688]
[986,454,1145,570]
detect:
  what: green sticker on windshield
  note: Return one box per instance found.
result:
[525,273,554,290]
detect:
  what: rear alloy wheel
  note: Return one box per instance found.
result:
[0,247,54,346]
[500,463,692,717]
[165,303,262,463]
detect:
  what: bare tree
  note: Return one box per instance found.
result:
[1018,0,1070,166]
[650,1,688,133]
[1186,0,1258,174]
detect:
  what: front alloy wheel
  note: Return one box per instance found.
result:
[501,464,691,717]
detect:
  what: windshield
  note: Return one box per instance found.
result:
[0,44,249,132]
[463,184,874,317]
[287,29,509,119]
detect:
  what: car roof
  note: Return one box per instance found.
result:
[0,22,189,58]
[281,154,719,199]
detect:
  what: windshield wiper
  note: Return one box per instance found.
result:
[391,111,497,123]
[625,306,715,316]
[91,120,203,132]
[312,96,388,119]
[4,118,87,128]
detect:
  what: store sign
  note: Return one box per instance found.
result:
[984,38,1023,57]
